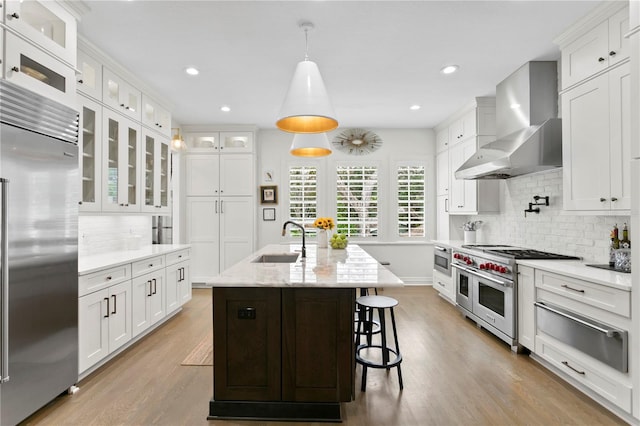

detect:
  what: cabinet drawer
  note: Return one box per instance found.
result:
[132,255,165,277]
[165,249,190,266]
[79,264,131,297]
[535,334,632,412]
[535,270,630,318]
[432,269,454,303]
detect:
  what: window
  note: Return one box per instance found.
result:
[397,165,425,237]
[288,166,317,234]
[336,166,378,237]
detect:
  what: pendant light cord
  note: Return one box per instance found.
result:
[304,27,310,61]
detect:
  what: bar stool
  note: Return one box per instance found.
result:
[355,295,403,391]
[355,288,380,344]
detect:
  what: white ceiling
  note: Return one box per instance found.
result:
[77,0,600,130]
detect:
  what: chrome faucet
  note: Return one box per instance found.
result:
[282,220,306,258]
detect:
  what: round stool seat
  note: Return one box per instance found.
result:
[356,295,398,309]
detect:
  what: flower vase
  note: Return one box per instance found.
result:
[318,230,328,248]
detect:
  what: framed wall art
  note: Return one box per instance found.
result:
[262,207,276,221]
[260,185,278,204]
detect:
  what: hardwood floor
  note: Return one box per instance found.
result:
[25,287,625,426]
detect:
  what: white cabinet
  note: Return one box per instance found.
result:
[448,109,477,143]
[4,0,77,65]
[562,62,631,211]
[141,130,170,214]
[132,269,165,338]
[165,248,191,313]
[79,94,102,212]
[78,280,132,374]
[102,109,142,212]
[185,154,253,197]
[517,265,535,351]
[436,150,449,197]
[449,139,477,213]
[436,195,449,240]
[432,268,454,304]
[4,32,77,106]
[435,129,449,153]
[142,94,171,138]
[103,67,142,121]
[559,5,629,90]
[77,49,102,100]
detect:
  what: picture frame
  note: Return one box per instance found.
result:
[260,185,278,204]
[262,207,276,221]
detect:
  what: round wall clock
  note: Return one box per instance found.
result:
[332,128,383,155]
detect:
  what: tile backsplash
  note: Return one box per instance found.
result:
[450,169,629,263]
[79,216,152,256]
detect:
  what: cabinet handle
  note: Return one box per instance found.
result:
[104,297,110,318]
[445,198,449,213]
[215,200,218,214]
[78,79,84,84]
[152,278,157,295]
[111,295,117,315]
[120,103,125,107]
[11,67,19,73]
[148,263,154,268]
[9,12,19,19]
[611,197,618,202]
[561,284,585,293]
[220,200,224,214]
[561,361,585,375]
[609,51,616,56]
[599,197,606,202]
[148,280,152,297]
[106,275,112,281]
[598,57,606,62]
[437,281,445,288]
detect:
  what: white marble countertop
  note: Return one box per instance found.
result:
[431,239,631,291]
[79,244,191,275]
[207,243,404,288]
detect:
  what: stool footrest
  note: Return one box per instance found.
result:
[355,344,403,368]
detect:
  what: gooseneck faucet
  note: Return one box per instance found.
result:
[282,220,306,258]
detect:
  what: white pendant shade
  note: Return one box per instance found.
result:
[290,132,332,157]
[277,60,338,134]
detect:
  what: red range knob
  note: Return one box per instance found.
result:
[454,253,460,259]
[466,259,473,265]
[479,264,486,270]
[499,267,507,273]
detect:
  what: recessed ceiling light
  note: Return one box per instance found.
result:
[409,105,421,111]
[185,67,199,76]
[441,65,459,75]
[220,106,231,112]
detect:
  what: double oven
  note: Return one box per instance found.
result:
[452,245,579,351]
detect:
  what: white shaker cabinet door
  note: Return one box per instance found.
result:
[108,280,132,354]
[78,289,109,373]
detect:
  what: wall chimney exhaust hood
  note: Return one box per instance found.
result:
[455,61,562,180]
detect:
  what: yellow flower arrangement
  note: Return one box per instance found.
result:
[313,217,335,231]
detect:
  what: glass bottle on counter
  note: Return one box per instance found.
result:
[620,223,631,249]
[609,224,619,266]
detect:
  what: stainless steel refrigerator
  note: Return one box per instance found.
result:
[0,80,79,425]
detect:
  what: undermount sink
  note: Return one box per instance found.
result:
[252,253,300,263]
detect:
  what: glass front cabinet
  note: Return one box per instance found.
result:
[79,95,102,212]
[142,130,170,214]
[102,110,141,213]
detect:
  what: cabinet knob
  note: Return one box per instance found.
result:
[611,197,618,202]
[120,104,125,107]
[600,197,607,202]
[598,57,606,62]
[9,12,19,19]
[11,66,19,73]
[609,51,617,56]
[78,79,84,84]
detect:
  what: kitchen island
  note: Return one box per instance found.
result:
[207,243,403,422]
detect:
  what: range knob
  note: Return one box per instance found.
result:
[463,256,469,262]
[453,253,460,259]
[479,264,486,270]
[466,259,473,265]
[499,266,508,274]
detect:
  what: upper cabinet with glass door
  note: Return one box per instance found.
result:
[77,49,102,101]
[103,67,142,121]
[142,95,171,138]
[4,0,77,66]
[185,131,253,153]
[102,109,141,213]
[141,130,170,214]
[79,95,103,212]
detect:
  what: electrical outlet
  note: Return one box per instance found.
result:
[237,307,256,320]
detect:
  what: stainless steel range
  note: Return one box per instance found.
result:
[452,245,579,351]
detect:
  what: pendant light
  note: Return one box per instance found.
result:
[171,128,186,151]
[276,21,338,134]
[290,132,332,157]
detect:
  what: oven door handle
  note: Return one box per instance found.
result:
[452,263,513,288]
[434,246,448,252]
[534,302,621,337]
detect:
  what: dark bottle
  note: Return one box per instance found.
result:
[620,223,631,249]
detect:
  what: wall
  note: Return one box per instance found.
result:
[450,168,629,263]
[256,128,435,283]
[79,216,152,256]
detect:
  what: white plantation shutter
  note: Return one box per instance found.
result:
[336,166,378,237]
[397,165,425,237]
[288,166,317,234]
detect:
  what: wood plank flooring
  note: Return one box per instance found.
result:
[24,287,625,425]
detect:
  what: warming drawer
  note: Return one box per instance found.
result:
[535,302,628,373]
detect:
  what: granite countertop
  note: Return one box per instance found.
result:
[207,243,404,288]
[79,244,191,275]
[431,239,631,291]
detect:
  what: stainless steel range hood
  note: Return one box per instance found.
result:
[455,61,561,180]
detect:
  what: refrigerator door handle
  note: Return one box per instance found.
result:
[0,178,9,383]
